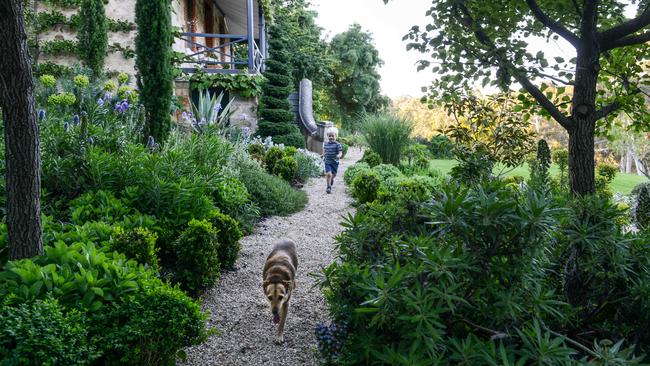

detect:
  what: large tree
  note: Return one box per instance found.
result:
[330,23,389,129]
[0,0,43,259]
[77,0,108,77]
[397,0,650,195]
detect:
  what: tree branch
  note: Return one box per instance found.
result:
[453,0,574,130]
[527,69,575,85]
[456,0,573,131]
[599,4,650,47]
[602,31,650,51]
[593,101,621,120]
[525,0,580,47]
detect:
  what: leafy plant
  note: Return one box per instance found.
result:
[190,89,234,134]
[360,149,381,168]
[274,155,298,182]
[343,162,370,186]
[210,212,243,270]
[360,113,413,165]
[351,170,381,204]
[172,219,220,294]
[109,226,159,271]
[0,298,98,366]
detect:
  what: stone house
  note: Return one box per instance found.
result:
[33,0,268,128]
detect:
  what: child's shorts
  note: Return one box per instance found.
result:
[325,161,339,174]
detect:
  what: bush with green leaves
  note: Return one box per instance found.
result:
[529,139,552,192]
[595,162,618,199]
[632,182,650,230]
[237,158,308,217]
[109,226,159,271]
[428,134,453,158]
[172,219,220,294]
[0,242,207,364]
[265,146,285,174]
[211,211,243,270]
[552,148,569,190]
[0,298,98,366]
[274,155,298,182]
[77,0,107,76]
[360,149,381,167]
[343,162,370,186]
[377,175,438,206]
[449,146,495,185]
[319,179,650,365]
[372,163,403,182]
[351,170,381,204]
[360,113,413,165]
[294,149,323,182]
[247,142,266,162]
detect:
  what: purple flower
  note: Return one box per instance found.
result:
[213,103,222,113]
[72,115,79,125]
[38,110,46,120]
[97,98,104,106]
[114,100,129,114]
[63,122,69,131]
[86,136,94,145]
[121,100,129,110]
[182,111,188,120]
[241,113,248,121]
[103,92,112,101]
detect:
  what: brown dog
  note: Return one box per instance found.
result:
[262,239,298,344]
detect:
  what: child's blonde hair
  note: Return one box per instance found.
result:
[325,126,339,138]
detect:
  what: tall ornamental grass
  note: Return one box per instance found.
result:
[360,113,413,165]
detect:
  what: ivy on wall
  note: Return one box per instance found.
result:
[35,61,73,77]
[35,11,135,33]
[187,71,265,98]
[40,39,79,55]
[108,43,135,59]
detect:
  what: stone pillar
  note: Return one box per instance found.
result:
[307,121,333,155]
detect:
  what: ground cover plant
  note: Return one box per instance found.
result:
[0,71,314,364]
[322,150,650,365]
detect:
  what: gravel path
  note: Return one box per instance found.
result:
[182,148,362,366]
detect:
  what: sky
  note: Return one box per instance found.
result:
[310,0,586,100]
[311,0,435,99]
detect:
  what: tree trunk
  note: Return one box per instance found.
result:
[0,0,43,260]
[568,117,595,195]
[625,146,633,173]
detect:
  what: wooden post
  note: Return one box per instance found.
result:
[259,3,266,72]
[246,0,254,73]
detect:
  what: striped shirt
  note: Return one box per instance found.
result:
[323,141,343,163]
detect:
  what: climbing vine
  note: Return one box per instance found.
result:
[35,11,135,33]
[187,71,265,98]
[40,39,79,55]
[108,43,135,59]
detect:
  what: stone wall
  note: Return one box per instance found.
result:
[229,96,258,131]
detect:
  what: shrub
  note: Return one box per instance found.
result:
[378,175,438,205]
[633,182,650,230]
[92,285,208,366]
[210,211,243,270]
[595,162,618,199]
[403,143,429,165]
[109,226,159,271]
[0,242,208,364]
[238,159,308,216]
[360,113,413,165]
[429,134,453,158]
[340,143,349,158]
[450,148,495,185]
[552,148,569,190]
[343,162,370,186]
[274,155,298,182]
[351,170,381,204]
[360,149,381,167]
[69,190,133,225]
[372,163,403,182]
[0,298,98,366]
[136,0,173,143]
[248,142,266,162]
[172,219,220,294]
[77,0,107,76]
[265,146,285,174]
[273,131,306,149]
[529,139,552,192]
[294,149,323,182]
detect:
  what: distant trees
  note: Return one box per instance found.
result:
[329,24,389,130]
[399,0,650,195]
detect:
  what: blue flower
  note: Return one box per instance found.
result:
[213,103,222,112]
[146,135,156,149]
[182,111,188,119]
[63,122,69,131]
[120,100,129,110]
[97,98,104,106]
[72,114,79,125]
[38,110,45,120]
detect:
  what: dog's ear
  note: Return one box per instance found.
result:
[262,280,272,289]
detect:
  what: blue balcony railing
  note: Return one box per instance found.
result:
[175,32,263,74]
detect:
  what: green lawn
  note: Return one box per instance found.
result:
[429,159,648,195]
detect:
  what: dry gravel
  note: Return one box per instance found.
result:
[181,148,362,366]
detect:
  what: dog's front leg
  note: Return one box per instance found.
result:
[275,302,289,344]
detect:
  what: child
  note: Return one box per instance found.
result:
[322,127,343,194]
